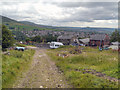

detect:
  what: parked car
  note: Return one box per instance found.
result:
[50,42,63,49]
[103,45,109,50]
[15,47,25,51]
[108,45,118,50]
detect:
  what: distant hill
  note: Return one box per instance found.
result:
[0,15,59,31]
[51,27,115,33]
[19,21,36,26]
[19,21,53,28]
[1,15,18,23]
[1,15,116,33]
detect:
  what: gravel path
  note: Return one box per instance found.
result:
[13,48,71,88]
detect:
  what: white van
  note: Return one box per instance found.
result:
[50,42,63,49]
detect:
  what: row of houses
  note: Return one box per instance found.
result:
[57,34,111,47]
[21,30,92,39]
[21,30,81,38]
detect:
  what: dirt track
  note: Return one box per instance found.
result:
[13,48,71,88]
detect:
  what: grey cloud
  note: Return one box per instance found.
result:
[50,2,117,8]
[49,2,118,23]
[1,1,118,27]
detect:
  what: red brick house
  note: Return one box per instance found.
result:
[89,34,110,47]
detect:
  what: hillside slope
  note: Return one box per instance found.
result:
[0,15,58,31]
[1,15,116,33]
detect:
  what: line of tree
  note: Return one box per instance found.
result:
[110,30,120,42]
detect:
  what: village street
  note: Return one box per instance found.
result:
[13,47,71,88]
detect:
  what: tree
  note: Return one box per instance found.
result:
[2,25,14,51]
[110,30,120,42]
[31,36,42,43]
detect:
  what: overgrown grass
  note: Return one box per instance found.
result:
[47,46,118,88]
[2,49,35,88]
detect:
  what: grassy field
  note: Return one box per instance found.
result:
[47,46,119,88]
[2,49,35,88]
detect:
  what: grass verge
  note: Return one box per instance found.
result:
[2,49,35,88]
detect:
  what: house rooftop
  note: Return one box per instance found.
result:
[57,35,75,39]
[90,34,106,41]
[79,38,90,44]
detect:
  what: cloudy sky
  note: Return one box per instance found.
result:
[0,0,119,28]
